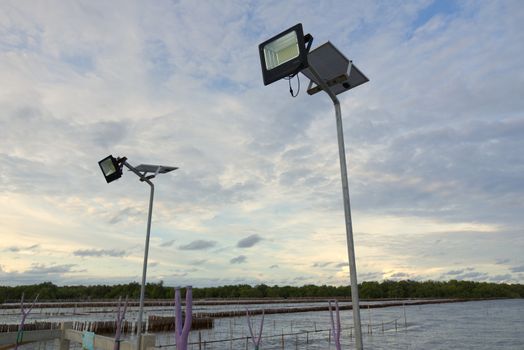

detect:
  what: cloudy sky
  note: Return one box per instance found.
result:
[1,0,523,287]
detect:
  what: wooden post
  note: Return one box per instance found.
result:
[306,331,309,344]
[368,305,372,335]
[403,304,407,330]
[229,320,233,350]
[198,331,202,350]
[395,320,397,332]
[56,322,72,350]
[281,332,284,350]
[140,334,155,350]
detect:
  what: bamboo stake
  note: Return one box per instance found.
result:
[229,319,233,350]
[403,304,407,330]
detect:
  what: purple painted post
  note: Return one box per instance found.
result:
[328,300,342,350]
[15,293,39,350]
[246,308,264,350]
[174,286,192,350]
[114,296,128,350]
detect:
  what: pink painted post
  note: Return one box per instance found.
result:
[246,308,265,350]
[114,296,128,350]
[15,293,39,350]
[328,300,342,350]
[174,287,192,350]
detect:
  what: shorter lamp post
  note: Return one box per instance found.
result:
[98,155,177,349]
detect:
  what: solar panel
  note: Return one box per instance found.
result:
[134,164,178,174]
[301,42,369,96]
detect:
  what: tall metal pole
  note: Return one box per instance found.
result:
[307,66,364,350]
[123,162,155,350]
[334,100,363,350]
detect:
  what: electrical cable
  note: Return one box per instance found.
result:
[286,74,300,98]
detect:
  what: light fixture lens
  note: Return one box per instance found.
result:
[98,155,123,183]
[263,31,299,70]
[100,157,117,176]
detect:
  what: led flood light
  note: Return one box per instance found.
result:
[259,23,311,86]
[98,155,123,183]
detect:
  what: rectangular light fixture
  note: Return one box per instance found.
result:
[99,155,123,183]
[259,23,309,86]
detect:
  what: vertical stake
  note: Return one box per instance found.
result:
[368,305,372,335]
[229,319,233,350]
[403,304,407,330]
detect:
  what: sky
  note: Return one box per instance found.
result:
[0,0,523,288]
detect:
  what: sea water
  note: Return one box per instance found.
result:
[152,299,523,349]
[6,299,524,349]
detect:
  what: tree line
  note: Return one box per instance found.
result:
[1,280,523,303]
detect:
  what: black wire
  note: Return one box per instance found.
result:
[286,74,300,97]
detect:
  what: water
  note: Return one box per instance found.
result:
[362,299,524,350]
[4,299,524,349]
[171,299,524,349]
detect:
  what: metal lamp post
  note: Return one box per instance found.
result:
[302,46,368,350]
[259,25,369,350]
[98,156,178,349]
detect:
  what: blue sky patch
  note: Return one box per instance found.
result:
[61,53,94,74]
[412,0,459,30]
